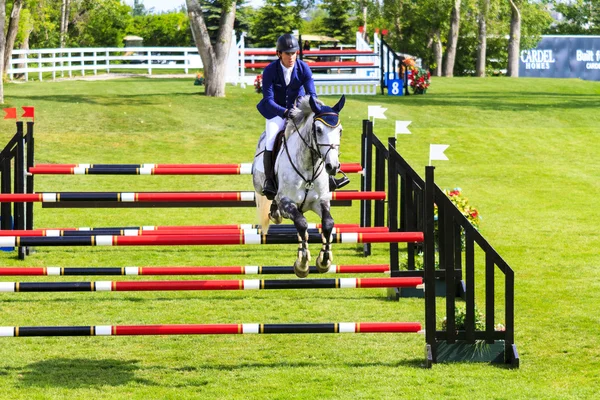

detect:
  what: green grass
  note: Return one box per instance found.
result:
[0,76,598,399]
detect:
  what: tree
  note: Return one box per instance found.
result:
[444,0,461,77]
[321,0,354,43]
[132,0,147,16]
[250,0,299,47]
[186,0,236,97]
[59,0,70,48]
[548,0,600,35]
[4,0,23,74]
[130,12,192,46]
[0,0,6,103]
[476,0,490,77]
[507,0,520,77]
[70,0,132,47]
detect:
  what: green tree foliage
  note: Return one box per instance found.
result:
[547,0,600,35]
[321,0,353,42]
[71,0,133,47]
[250,0,301,47]
[130,12,193,46]
[25,0,133,48]
[132,0,149,16]
[199,0,251,46]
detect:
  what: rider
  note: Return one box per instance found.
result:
[256,33,348,200]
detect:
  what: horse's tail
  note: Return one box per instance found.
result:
[256,193,272,234]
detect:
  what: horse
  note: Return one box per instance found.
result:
[252,95,345,278]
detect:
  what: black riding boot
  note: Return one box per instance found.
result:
[263,150,277,200]
[329,175,350,192]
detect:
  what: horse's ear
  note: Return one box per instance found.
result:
[332,95,346,113]
[309,95,322,114]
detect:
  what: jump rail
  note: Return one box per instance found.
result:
[0,232,424,247]
[0,226,389,237]
[0,322,423,337]
[28,162,364,175]
[0,191,386,203]
[0,277,423,292]
[0,264,391,276]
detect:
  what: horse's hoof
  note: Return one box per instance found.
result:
[316,251,333,273]
[270,214,283,224]
[294,259,310,278]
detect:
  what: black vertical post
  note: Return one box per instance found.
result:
[26,121,35,233]
[362,120,373,256]
[405,179,415,271]
[465,230,475,343]
[14,122,25,229]
[505,267,515,364]
[443,200,455,343]
[14,123,26,259]
[424,166,436,366]
[1,158,11,231]
[387,138,398,275]
[485,253,495,344]
[374,144,385,227]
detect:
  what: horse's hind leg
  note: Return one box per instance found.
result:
[269,201,283,224]
[316,201,334,273]
[278,197,310,278]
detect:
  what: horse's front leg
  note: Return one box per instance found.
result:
[278,196,310,278]
[316,200,334,273]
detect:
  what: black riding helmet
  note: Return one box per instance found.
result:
[276,34,299,53]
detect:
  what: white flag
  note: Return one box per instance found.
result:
[429,144,449,165]
[368,105,387,120]
[395,121,412,135]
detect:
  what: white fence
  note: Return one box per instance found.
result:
[8,32,384,94]
[7,32,244,85]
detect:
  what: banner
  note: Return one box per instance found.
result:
[519,35,600,81]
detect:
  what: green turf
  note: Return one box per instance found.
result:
[0,76,598,399]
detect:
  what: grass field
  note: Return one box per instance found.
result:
[0,75,598,399]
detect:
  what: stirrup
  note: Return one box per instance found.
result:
[329,173,350,191]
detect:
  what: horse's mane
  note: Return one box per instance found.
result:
[284,95,324,139]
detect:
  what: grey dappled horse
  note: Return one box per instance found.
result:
[253,95,345,278]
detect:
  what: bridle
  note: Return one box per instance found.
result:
[283,111,341,211]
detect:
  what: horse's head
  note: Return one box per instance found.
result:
[308,95,345,176]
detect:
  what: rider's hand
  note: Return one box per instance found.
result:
[286,107,301,120]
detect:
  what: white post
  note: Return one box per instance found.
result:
[68,51,72,77]
[93,50,97,75]
[52,51,56,81]
[184,50,188,74]
[81,51,85,76]
[239,32,246,88]
[147,50,152,75]
[24,51,29,81]
[38,52,43,81]
[106,50,110,73]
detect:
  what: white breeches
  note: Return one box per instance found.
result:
[265,116,285,151]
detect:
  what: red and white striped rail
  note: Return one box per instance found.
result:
[0,277,423,292]
[0,232,424,247]
[29,163,364,175]
[0,226,389,237]
[0,322,423,337]
[0,190,386,203]
[0,264,391,276]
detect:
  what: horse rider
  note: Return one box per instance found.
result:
[256,33,348,201]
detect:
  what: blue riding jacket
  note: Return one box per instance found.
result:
[257,59,317,119]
